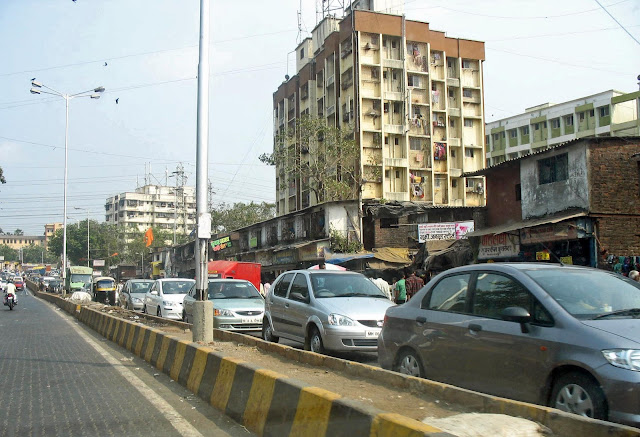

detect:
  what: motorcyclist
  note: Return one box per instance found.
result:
[4,280,17,305]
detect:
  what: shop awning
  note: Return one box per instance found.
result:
[466,211,588,237]
[327,253,374,264]
[372,247,412,264]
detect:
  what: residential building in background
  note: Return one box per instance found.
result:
[104,185,196,236]
[0,235,45,250]
[485,89,640,166]
[273,5,487,216]
[44,222,63,248]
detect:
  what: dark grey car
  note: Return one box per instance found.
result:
[119,279,154,311]
[378,263,640,427]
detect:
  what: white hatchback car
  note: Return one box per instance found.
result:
[143,278,195,320]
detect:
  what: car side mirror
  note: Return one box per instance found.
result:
[290,292,309,303]
[501,306,531,333]
[150,290,158,296]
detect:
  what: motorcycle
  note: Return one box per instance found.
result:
[4,292,16,310]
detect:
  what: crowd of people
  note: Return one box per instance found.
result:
[368,268,430,304]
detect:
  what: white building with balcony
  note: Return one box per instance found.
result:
[105,185,196,237]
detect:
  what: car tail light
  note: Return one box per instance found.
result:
[383,315,388,325]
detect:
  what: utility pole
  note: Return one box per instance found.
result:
[193,0,213,343]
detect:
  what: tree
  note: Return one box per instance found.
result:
[0,166,5,184]
[259,115,362,204]
[14,229,24,236]
[0,244,18,262]
[210,202,276,234]
[21,243,57,264]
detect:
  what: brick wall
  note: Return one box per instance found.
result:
[588,138,640,259]
[484,161,522,227]
[374,216,410,248]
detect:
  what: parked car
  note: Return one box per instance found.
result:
[13,276,24,291]
[262,270,395,354]
[182,279,264,330]
[119,279,154,311]
[378,263,640,427]
[143,278,195,319]
[46,279,63,294]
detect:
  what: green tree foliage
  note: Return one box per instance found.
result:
[0,166,5,184]
[21,244,57,264]
[210,201,276,234]
[13,229,24,236]
[0,244,18,261]
[259,115,360,204]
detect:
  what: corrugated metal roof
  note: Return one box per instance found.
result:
[466,211,588,237]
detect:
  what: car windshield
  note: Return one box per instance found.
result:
[162,281,193,295]
[524,268,640,319]
[310,273,387,298]
[207,282,262,299]
[96,280,114,288]
[131,282,152,294]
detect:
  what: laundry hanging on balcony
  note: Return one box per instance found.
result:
[434,142,447,161]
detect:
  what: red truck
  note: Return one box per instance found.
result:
[207,261,261,290]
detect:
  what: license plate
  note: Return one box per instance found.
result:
[242,317,261,324]
[365,330,380,338]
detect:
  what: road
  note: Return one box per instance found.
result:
[0,289,253,437]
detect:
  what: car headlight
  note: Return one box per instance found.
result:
[132,297,142,303]
[328,313,356,326]
[214,308,234,316]
[602,349,640,371]
[162,300,174,307]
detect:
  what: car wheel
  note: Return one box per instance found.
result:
[550,372,607,420]
[157,307,162,318]
[142,305,147,314]
[395,349,424,378]
[262,319,279,343]
[307,326,324,354]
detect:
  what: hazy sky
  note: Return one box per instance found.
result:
[0,0,638,235]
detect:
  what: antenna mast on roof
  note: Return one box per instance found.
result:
[297,0,303,44]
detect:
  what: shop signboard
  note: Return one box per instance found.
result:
[298,243,318,261]
[478,233,520,260]
[211,236,232,252]
[249,236,258,248]
[274,250,295,265]
[255,251,272,266]
[418,221,474,242]
[93,259,105,267]
[520,221,578,245]
[536,251,551,261]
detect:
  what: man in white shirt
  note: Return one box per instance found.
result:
[4,281,17,305]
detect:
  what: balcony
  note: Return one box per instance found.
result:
[446,77,460,87]
[449,107,461,117]
[385,191,410,201]
[326,105,335,116]
[382,58,404,69]
[384,157,408,168]
[384,91,403,101]
[385,124,404,134]
[449,168,463,178]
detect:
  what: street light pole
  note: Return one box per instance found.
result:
[30,80,104,296]
[192,0,213,343]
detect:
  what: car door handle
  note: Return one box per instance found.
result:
[416,316,427,324]
[284,303,289,308]
[468,323,482,332]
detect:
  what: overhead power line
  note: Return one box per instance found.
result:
[593,0,640,45]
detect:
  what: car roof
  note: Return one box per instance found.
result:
[207,279,252,283]
[279,270,358,275]
[127,279,154,283]
[443,262,599,275]
[94,276,115,281]
[157,278,195,282]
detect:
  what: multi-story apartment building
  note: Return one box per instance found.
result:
[104,185,196,236]
[0,235,45,250]
[44,222,63,248]
[485,89,640,166]
[273,6,486,216]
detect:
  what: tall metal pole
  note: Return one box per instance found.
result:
[86,209,90,267]
[192,0,213,343]
[62,95,69,296]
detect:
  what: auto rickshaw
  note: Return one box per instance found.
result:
[93,276,117,305]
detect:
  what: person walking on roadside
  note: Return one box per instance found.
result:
[394,273,407,304]
[405,270,424,301]
[371,276,392,301]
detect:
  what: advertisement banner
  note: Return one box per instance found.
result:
[211,236,232,252]
[520,221,578,245]
[92,259,105,267]
[478,233,520,260]
[418,221,474,242]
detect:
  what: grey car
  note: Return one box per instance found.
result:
[182,279,264,331]
[262,270,395,353]
[378,263,640,427]
[119,279,154,311]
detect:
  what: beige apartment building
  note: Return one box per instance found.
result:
[44,222,63,248]
[0,235,45,250]
[273,7,486,215]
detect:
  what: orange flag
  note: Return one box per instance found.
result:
[144,228,154,247]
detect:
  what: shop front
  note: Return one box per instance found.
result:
[518,218,595,266]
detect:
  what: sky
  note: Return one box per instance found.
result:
[0,0,638,235]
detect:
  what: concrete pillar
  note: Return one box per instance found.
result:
[192,300,213,343]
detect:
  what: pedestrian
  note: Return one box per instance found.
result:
[263,278,271,295]
[405,269,424,301]
[394,273,407,304]
[318,259,326,269]
[371,276,392,301]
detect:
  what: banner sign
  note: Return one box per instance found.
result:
[520,221,578,245]
[211,236,232,252]
[478,233,520,260]
[418,221,474,242]
[93,259,105,267]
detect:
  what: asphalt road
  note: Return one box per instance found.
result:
[0,289,253,437]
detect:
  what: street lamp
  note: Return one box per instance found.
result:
[74,207,90,267]
[31,80,104,295]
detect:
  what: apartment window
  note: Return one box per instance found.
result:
[384,136,389,145]
[407,75,419,87]
[392,72,397,80]
[383,102,389,113]
[501,131,506,139]
[447,59,453,68]
[551,118,560,129]
[599,106,610,117]
[485,135,490,145]
[410,138,422,151]
[543,121,548,128]
[449,118,455,128]
[394,137,399,145]
[464,119,474,128]
[565,115,574,126]
[395,170,400,178]
[534,123,540,131]
[589,109,595,117]
[509,129,517,138]
[492,133,499,141]
[392,41,397,49]
[462,59,471,69]
[393,102,401,113]
[515,184,521,201]
[452,179,457,188]
[300,48,304,59]
[578,112,585,122]
[538,153,568,185]
[465,148,475,158]
[448,88,455,98]
[521,126,529,135]
[462,89,472,98]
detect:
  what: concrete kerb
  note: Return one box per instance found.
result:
[32,290,640,437]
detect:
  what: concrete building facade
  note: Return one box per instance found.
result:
[44,222,63,248]
[273,7,487,217]
[485,90,640,166]
[0,235,45,250]
[104,185,196,236]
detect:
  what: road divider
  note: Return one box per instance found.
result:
[29,283,640,437]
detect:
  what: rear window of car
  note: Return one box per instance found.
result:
[131,282,152,293]
[208,282,262,299]
[96,280,114,288]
